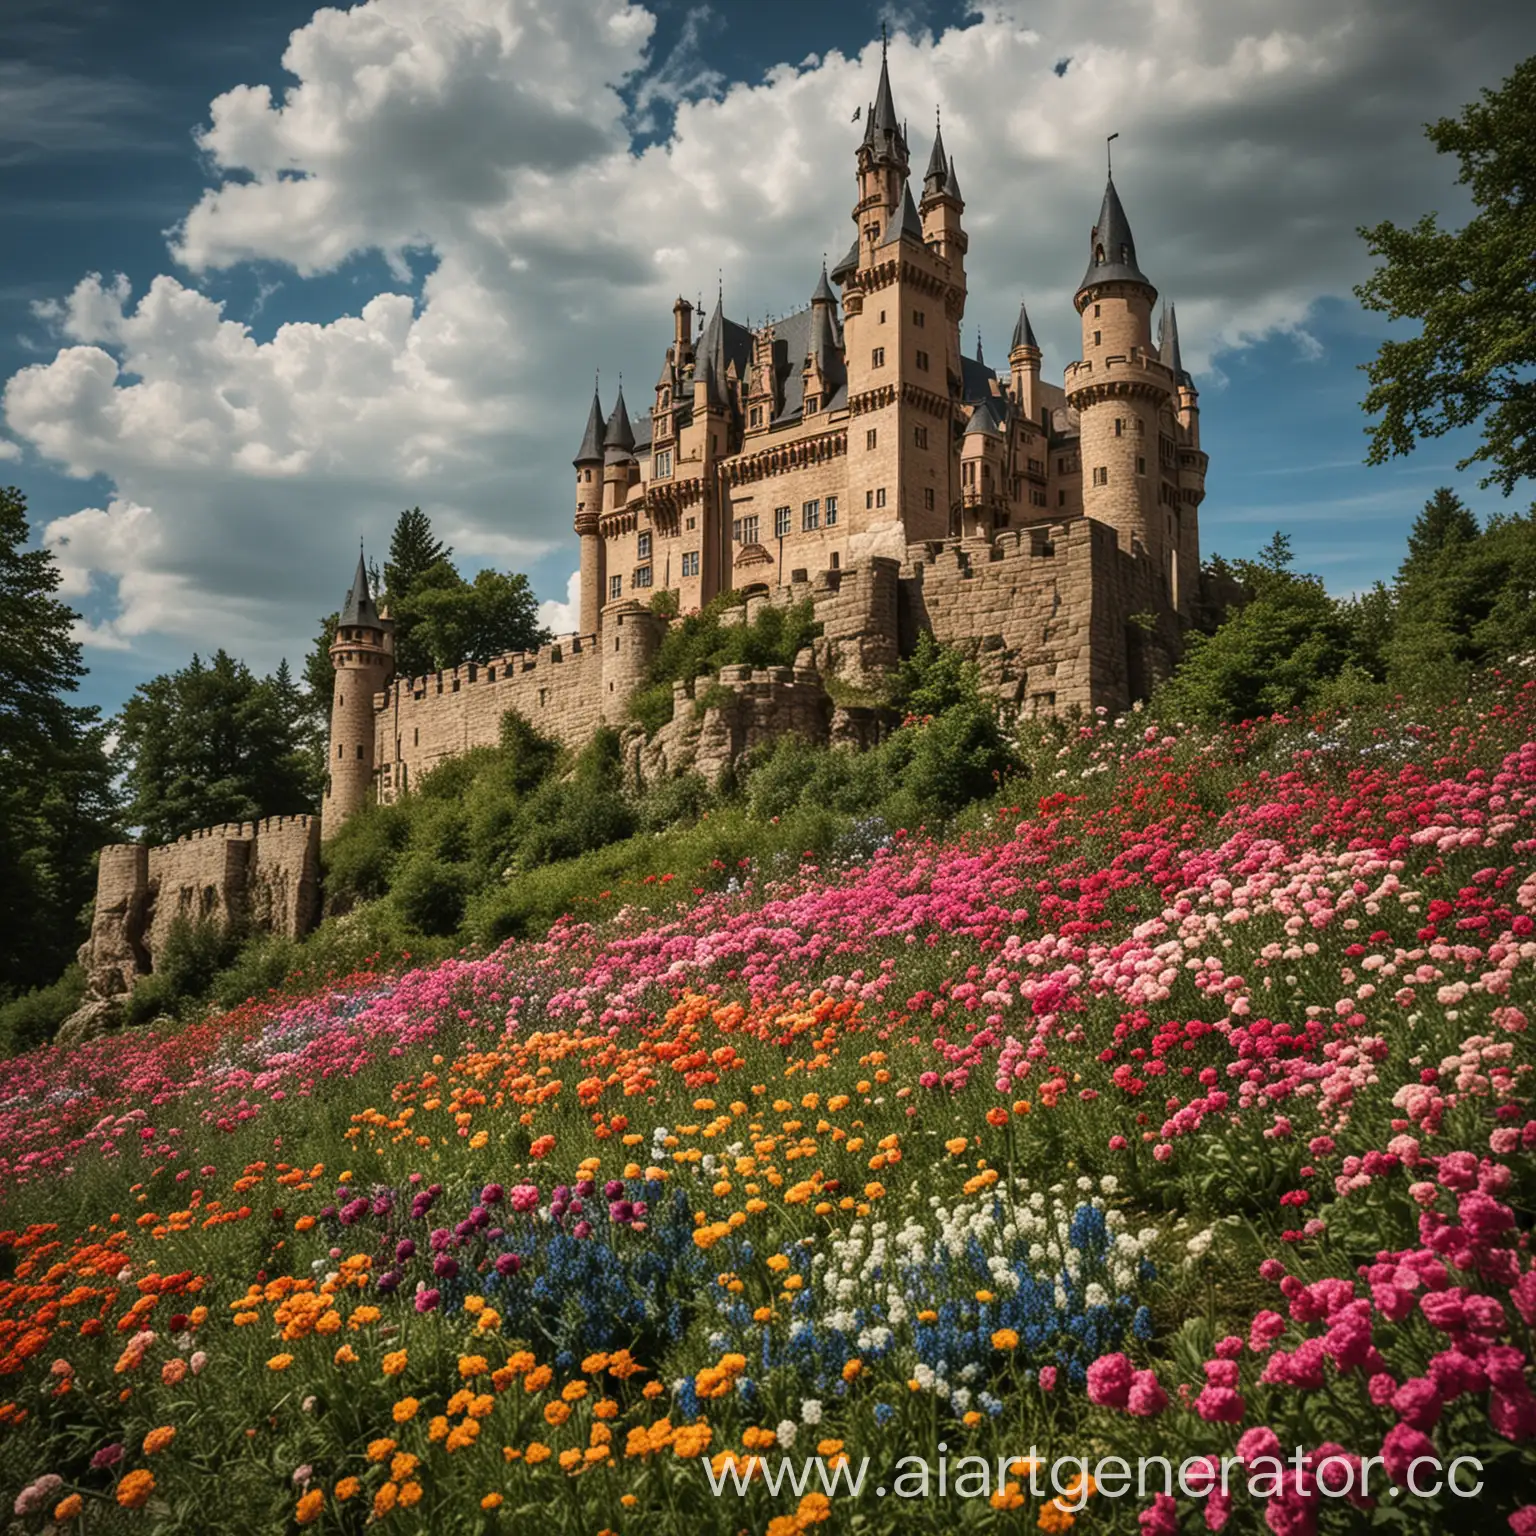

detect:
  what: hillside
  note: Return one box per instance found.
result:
[2,677,1535,1533]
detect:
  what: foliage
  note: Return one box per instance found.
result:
[112,649,317,844]
[0,486,118,997]
[398,565,548,672]
[384,507,452,678]
[0,964,86,1057]
[121,916,244,1027]
[1356,56,1536,494]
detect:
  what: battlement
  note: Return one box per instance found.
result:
[168,813,316,845]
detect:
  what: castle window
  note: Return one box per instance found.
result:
[414,728,419,746]
[912,308,925,327]
[923,487,935,511]
[653,450,672,478]
[686,515,697,530]
[1031,489,1048,508]
[915,349,929,371]
[775,506,791,538]
[825,495,838,527]
[1114,418,1123,436]
[356,744,364,759]
[638,531,651,560]
[338,693,343,707]
[915,425,928,448]
[1092,466,1108,486]
[634,566,653,588]
[749,406,763,428]
[879,310,886,323]
[865,490,874,509]
[1136,456,1146,476]
[802,499,820,531]
[872,347,885,367]
[337,744,343,759]
[734,514,759,544]
[830,552,840,569]
[1058,491,1066,506]
[805,395,818,414]
[610,574,622,600]
[682,550,699,577]
[866,428,878,450]
[875,487,886,509]
[1093,331,1102,347]
[487,667,495,681]
[1094,304,1101,318]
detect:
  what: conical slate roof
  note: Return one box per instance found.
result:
[943,155,962,203]
[923,120,948,193]
[878,182,925,248]
[603,387,636,459]
[1159,301,1188,382]
[871,47,899,136]
[811,261,836,306]
[573,387,605,464]
[1078,177,1151,293]
[1010,301,1039,353]
[339,547,381,628]
[829,236,860,284]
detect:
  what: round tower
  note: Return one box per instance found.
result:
[1007,300,1042,424]
[1068,176,1168,559]
[573,385,606,637]
[322,548,394,840]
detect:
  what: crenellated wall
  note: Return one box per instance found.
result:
[76,815,321,1003]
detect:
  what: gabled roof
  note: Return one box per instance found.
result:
[694,296,754,410]
[963,395,1010,437]
[573,387,606,464]
[339,548,382,628]
[878,182,925,248]
[1078,177,1152,293]
[1010,301,1039,353]
[960,351,997,403]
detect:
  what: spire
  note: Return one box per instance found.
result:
[975,327,984,366]
[573,385,605,465]
[878,181,925,247]
[339,546,379,627]
[943,154,962,204]
[1159,301,1188,382]
[811,259,835,306]
[872,28,898,134]
[1078,176,1151,294]
[923,109,948,196]
[603,386,635,458]
[1010,301,1039,353]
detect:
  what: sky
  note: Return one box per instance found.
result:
[3,0,1535,721]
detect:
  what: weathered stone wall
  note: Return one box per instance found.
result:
[375,605,665,802]
[75,816,321,1005]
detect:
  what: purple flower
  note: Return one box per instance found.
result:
[481,1183,504,1206]
[91,1442,124,1470]
[494,1253,522,1277]
[395,1239,416,1262]
[414,1288,440,1314]
[433,1255,459,1279]
[603,1180,625,1200]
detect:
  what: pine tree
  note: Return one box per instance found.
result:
[0,486,118,997]
[1401,487,1481,578]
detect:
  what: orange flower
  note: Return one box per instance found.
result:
[295,1489,323,1525]
[334,1478,360,1501]
[381,1349,408,1376]
[544,1401,571,1426]
[116,1470,155,1509]
[54,1495,83,1522]
[143,1424,176,1454]
[481,1492,504,1510]
[393,1397,419,1423]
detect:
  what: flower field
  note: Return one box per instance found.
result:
[3,683,1536,1534]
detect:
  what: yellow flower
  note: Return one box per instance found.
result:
[267,1353,294,1371]
[142,1424,176,1454]
[393,1397,419,1424]
[991,1329,1020,1351]
[295,1489,323,1525]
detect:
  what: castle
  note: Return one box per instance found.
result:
[67,43,1209,1023]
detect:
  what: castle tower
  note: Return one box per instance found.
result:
[573,385,606,637]
[918,114,968,397]
[322,549,394,839]
[1008,301,1042,426]
[1160,301,1206,619]
[1068,175,1168,560]
[852,36,909,268]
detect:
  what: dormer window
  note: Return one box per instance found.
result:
[805,396,818,414]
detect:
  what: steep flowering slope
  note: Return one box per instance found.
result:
[0,682,1533,1533]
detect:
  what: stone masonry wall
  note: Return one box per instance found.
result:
[77,816,321,1002]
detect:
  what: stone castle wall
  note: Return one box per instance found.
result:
[76,816,321,1005]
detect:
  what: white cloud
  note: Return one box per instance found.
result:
[5,0,1534,683]
[538,569,581,636]
[0,438,19,461]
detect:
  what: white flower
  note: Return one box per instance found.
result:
[776,1421,798,1449]
[801,1399,823,1425]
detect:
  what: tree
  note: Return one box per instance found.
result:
[1402,487,1481,577]
[383,509,452,678]
[0,486,118,998]
[113,650,317,844]
[1153,538,1354,722]
[398,566,549,670]
[1355,56,1536,495]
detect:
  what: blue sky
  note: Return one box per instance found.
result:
[3,0,1533,720]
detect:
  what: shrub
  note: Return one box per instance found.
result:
[393,853,471,937]
[0,964,87,1056]
[636,772,714,834]
[322,799,413,910]
[122,916,242,1026]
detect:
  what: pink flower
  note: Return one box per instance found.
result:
[1086,1352,1134,1408]
[1127,1369,1168,1417]
[1380,1423,1438,1487]
[1367,1372,1397,1407]
[1037,1365,1058,1392]
[1249,1310,1286,1352]
[1491,1387,1536,1443]
[1428,1350,1486,1399]
[1508,1507,1536,1535]
[1138,1493,1179,1535]
[1390,1377,1442,1431]
[1236,1426,1282,1466]
[1195,1385,1245,1423]
[508,1184,540,1213]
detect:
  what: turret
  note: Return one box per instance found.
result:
[1160,301,1199,440]
[853,34,910,269]
[1067,175,1167,560]
[918,112,967,276]
[573,385,606,637]
[1008,301,1042,423]
[602,386,637,517]
[322,548,394,839]
[673,295,693,357]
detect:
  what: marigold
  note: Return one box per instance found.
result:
[334,1477,360,1500]
[54,1495,83,1521]
[525,1442,552,1464]
[544,1401,571,1426]
[992,1329,1020,1351]
[372,1483,398,1517]
[295,1489,323,1525]
[458,1354,489,1378]
[562,1379,588,1402]
[267,1353,294,1371]
[366,1437,398,1463]
[482,1493,504,1510]
[143,1425,176,1454]
[393,1397,420,1423]
[116,1470,155,1509]
[525,1364,554,1392]
[381,1349,408,1376]
[390,1453,419,1482]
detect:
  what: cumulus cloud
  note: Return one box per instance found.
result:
[538,569,581,637]
[5,0,1535,681]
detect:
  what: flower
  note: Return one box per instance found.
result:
[295,1490,323,1525]
[116,1470,155,1509]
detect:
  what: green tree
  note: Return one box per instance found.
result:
[1403,487,1481,578]
[1153,539,1354,722]
[114,650,316,844]
[0,486,118,997]
[1356,56,1536,495]
[398,566,549,671]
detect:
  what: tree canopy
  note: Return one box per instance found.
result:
[1356,56,1536,496]
[0,486,118,997]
